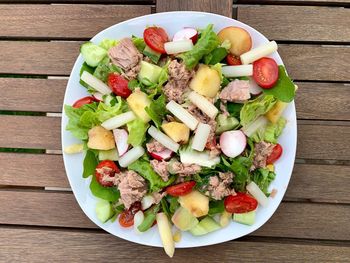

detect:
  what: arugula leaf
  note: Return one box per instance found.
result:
[208,200,225,216]
[137,204,160,232]
[227,102,243,119]
[263,65,295,102]
[161,199,171,219]
[145,94,167,128]
[128,79,140,91]
[168,196,180,214]
[83,150,98,178]
[90,175,120,202]
[178,24,220,69]
[127,118,149,147]
[251,168,276,195]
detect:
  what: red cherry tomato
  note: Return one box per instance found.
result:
[143,27,169,54]
[266,143,283,164]
[226,54,242,65]
[95,160,120,187]
[253,57,279,89]
[72,96,96,108]
[107,73,131,98]
[224,193,258,213]
[166,181,196,197]
[118,202,142,227]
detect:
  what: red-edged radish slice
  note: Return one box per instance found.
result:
[113,129,129,156]
[173,28,198,44]
[92,92,104,102]
[149,148,173,161]
[220,130,247,158]
[248,77,263,95]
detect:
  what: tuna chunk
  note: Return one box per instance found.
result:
[251,141,276,170]
[163,60,194,103]
[150,159,169,182]
[168,160,201,176]
[152,191,167,204]
[206,172,236,200]
[108,38,143,79]
[114,170,147,209]
[146,139,167,153]
[219,79,251,103]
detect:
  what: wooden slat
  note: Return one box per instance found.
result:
[0,0,155,2]
[1,228,349,263]
[1,41,349,81]
[237,5,350,42]
[0,78,66,112]
[237,0,350,5]
[0,4,152,39]
[0,190,349,240]
[0,153,68,188]
[156,0,233,17]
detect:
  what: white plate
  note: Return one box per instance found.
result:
[61,11,297,248]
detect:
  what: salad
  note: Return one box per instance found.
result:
[64,24,296,257]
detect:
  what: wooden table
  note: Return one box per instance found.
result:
[0,0,349,261]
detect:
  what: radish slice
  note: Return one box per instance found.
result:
[220,130,247,158]
[164,40,193,54]
[148,126,180,152]
[149,148,173,161]
[118,146,145,167]
[113,129,129,156]
[222,65,253,78]
[173,28,198,44]
[101,111,136,130]
[92,92,104,102]
[141,195,155,210]
[248,77,263,95]
[134,211,144,234]
[192,123,211,152]
[81,71,111,95]
[241,116,268,137]
[247,181,269,207]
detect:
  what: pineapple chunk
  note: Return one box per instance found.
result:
[127,89,151,123]
[266,164,274,172]
[162,122,190,144]
[178,190,209,217]
[64,143,83,154]
[265,100,288,123]
[189,64,221,98]
[87,126,115,150]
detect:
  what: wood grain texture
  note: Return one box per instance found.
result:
[0,4,152,39]
[1,227,349,263]
[0,190,349,240]
[237,5,350,42]
[0,78,66,112]
[156,0,233,17]
[0,153,68,188]
[237,0,350,5]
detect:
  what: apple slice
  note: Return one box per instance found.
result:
[113,129,129,156]
[218,26,252,56]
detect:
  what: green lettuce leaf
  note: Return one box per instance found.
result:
[251,168,276,196]
[227,102,243,119]
[178,24,220,69]
[263,65,295,102]
[132,36,146,52]
[251,117,286,144]
[99,39,119,51]
[208,200,225,216]
[203,47,228,65]
[240,94,277,127]
[137,204,160,232]
[145,94,167,128]
[128,159,176,192]
[127,118,149,147]
[93,57,121,82]
[83,149,99,178]
[95,97,128,122]
[90,175,120,202]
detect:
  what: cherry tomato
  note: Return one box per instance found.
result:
[226,54,242,65]
[72,96,96,108]
[253,57,279,89]
[224,193,258,213]
[95,160,120,187]
[107,73,131,98]
[118,202,142,227]
[143,27,169,54]
[166,181,196,197]
[266,143,283,164]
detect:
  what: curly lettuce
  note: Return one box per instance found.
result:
[127,118,149,147]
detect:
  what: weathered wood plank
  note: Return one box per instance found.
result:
[0,0,154,2]
[0,153,68,188]
[1,227,349,262]
[1,41,348,81]
[156,0,233,17]
[237,0,350,5]
[0,190,349,240]
[0,78,66,112]
[237,5,350,42]
[0,4,152,39]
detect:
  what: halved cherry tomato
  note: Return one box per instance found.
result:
[72,96,96,108]
[266,143,283,164]
[107,73,131,98]
[166,181,196,197]
[143,27,169,54]
[118,202,142,227]
[224,193,258,213]
[95,160,120,187]
[253,57,279,89]
[226,54,242,65]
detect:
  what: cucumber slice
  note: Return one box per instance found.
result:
[215,114,239,134]
[233,210,256,225]
[95,200,114,223]
[189,216,221,236]
[138,61,162,85]
[98,148,119,161]
[80,42,107,67]
[143,45,161,64]
[189,223,207,236]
